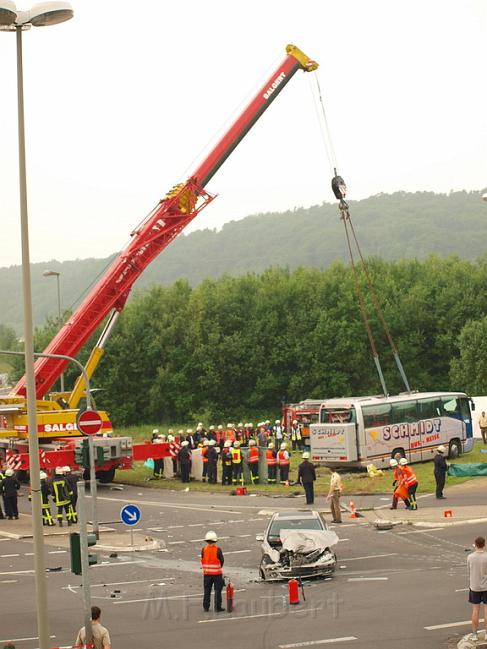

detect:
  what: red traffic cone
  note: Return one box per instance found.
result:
[349,500,359,518]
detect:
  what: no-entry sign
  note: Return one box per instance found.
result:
[76,409,103,436]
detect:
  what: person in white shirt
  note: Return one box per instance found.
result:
[75,606,111,649]
[467,536,487,642]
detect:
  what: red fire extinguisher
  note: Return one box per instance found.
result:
[288,578,300,605]
[226,581,234,612]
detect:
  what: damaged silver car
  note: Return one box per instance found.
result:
[256,510,338,581]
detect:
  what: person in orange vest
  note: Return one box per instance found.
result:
[221,440,233,485]
[277,442,290,484]
[201,439,209,482]
[266,442,277,484]
[389,458,410,510]
[246,439,260,484]
[231,441,244,485]
[399,458,418,510]
[225,423,236,443]
[201,530,225,612]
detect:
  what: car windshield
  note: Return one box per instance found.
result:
[268,518,323,539]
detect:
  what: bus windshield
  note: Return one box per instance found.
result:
[320,408,356,424]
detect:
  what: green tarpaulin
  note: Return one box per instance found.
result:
[448,463,487,477]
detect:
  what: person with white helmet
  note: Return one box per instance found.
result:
[266,442,277,484]
[40,471,55,526]
[51,466,76,526]
[434,445,449,499]
[389,458,401,510]
[201,531,225,612]
[1,468,20,520]
[63,466,79,518]
[206,439,218,484]
[390,458,411,510]
[257,423,268,448]
[178,440,192,483]
[221,440,233,485]
[399,458,418,510]
[231,440,244,486]
[151,428,160,442]
[273,419,284,444]
[246,439,260,484]
[277,442,290,485]
[298,452,316,504]
[290,419,303,451]
[152,436,165,479]
[201,439,209,482]
[207,425,216,442]
[185,429,195,449]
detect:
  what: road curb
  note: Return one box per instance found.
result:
[412,517,487,528]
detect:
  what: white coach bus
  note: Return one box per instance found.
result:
[309,392,475,468]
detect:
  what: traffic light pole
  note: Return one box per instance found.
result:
[87,436,99,540]
[78,479,93,647]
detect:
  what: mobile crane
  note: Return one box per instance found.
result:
[0,44,318,481]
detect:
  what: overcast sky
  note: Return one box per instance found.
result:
[0,0,486,268]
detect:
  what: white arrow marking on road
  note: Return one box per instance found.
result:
[279,638,358,648]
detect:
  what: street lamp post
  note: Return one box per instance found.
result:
[0,4,73,649]
[43,269,64,391]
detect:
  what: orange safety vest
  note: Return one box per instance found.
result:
[201,447,208,463]
[225,429,236,442]
[401,465,417,487]
[266,449,277,466]
[277,450,289,465]
[231,448,242,464]
[201,544,223,575]
[247,447,259,463]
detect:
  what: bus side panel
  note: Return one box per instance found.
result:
[310,423,358,463]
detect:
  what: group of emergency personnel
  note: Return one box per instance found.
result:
[0,465,79,527]
[150,419,304,486]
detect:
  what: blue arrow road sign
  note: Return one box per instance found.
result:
[120,504,141,526]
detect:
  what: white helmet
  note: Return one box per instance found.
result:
[154,438,164,444]
[399,458,408,466]
[55,466,64,475]
[168,429,174,434]
[280,443,287,450]
[292,419,298,424]
[268,442,275,449]
[5,468,14,477]
[152,429,159,435]
[437,445,446,454]
[275,419,280,425]
[238,422,243,427]
[234,441,241,448]
[265,420,270,425]
[181,440,189,447]
[302,452,310,459]
[158,434,166,439]
[248,423,253,428]
[209,439,216,446]
[209,425,215,430]
[40,471,48,480]
[196,425,203,431]
[205,530,218,542]
[224,440,232,448]
[203,439,209,446]
[249,439,256,446]
[63,466,71,473]
[178,429,184,435]
[198,422,203,427]
[217,425,223,430]
[167,435,174,442]
[227,423,234,428]
[389,459,398,467]
[186,429,193,434]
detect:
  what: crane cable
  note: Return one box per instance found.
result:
[311,74,411,394]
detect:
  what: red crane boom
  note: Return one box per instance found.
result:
[13,44,318,399]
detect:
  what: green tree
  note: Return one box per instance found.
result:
[450,317,487,394]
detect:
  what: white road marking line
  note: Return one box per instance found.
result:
[0,570,34,575]
[63,578,176,590]
[239,534,252,538]
[425,618,484,630]
[188,524,204,527]
[332,523,356,528]
[342,553,398,562]
[0,636,56,643]
[114,588,246,605]
[337,539,350,543]
[91,560,145,568]
[147,527,167,532]
[0,554,20,558]
[455,588,468,592]
[279,638,357,648]
[198,607,322,624]
[397,528,445,535]
[0,579,18,583]
[48,550,67,554]
[24,553,34,556]
[347,577,389,582]
[225,550,251,554]
[168,541,185,545]
[98,496,241,515]
[167,525,185,529]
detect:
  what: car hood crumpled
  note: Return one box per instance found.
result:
[279,529,339,553]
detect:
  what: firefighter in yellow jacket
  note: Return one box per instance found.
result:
[231,441,244,485]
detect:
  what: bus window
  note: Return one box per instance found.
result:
[417,398,441,419]
[458,397,472,421]
[320,408,356,424]
[391,400,418,424]
[362,403,392,428]
[441,397,462,420]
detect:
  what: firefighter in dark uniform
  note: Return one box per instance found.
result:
[206,439,218,484]
[178,441,192,483]
[40,471,55,526]
[1,468,20,519]
[434,445,448,499]
[63,466,78,520]
[152,436,165,479]
[297,452,317,504]
[231,441,244,485]
[221,441,233,485]
[51,466,76,526]
[201,530,225,612]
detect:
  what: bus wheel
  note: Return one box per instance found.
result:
[448,439,461,459]
[391,448,405,461]
[97,468,116,484]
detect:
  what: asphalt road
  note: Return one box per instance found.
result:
[0,482,485,649]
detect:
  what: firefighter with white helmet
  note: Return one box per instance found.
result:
[434,445,449,499]
[221,440,233,485]
[399,458,418,510]
[206,439,218,484]
[273,419,284,444]
[298,451,316,504]
[201,531,225,612]
[63,465,78,517]
[1,468,20,520]
[153,436,165,479]
[51,467,76,526]
[389,458,401,510]
[247,438,259,484]
[231,440,244,486]
[201,438,209,482]
[151,428,160,442]
[290,418,303,451]
[277,442,290,484]
[40,471,54,526]
[178,441,192,483]
[266,441,277,484]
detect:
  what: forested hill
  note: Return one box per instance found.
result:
[1,190,485,332]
